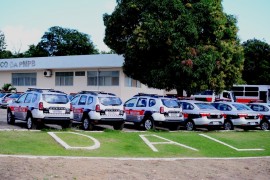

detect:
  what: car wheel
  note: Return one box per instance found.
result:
[82,117,94,130]
[26,115,36,129]
[260,121,269,130]
[185,120,195,131]
[113,121,124,130]
[143,117,155,130]
[7,110,15,125]
[224,121,234,130]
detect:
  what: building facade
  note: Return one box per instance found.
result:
[0,54,173,101]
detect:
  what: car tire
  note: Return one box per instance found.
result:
[7,110,15,125]
[143,117,155,130]
[260,120,269,130]
[185,120,195,131]
[26,115,37,129]
[113,121,124,130]
[224,120,234,130]
[82,117,94,130]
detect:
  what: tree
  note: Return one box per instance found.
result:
[242,39,270,84]
[1,83,16,93]
[104,0,244,95]
[0,30,6,51]
[35,26,99,56]
[24,44,48,57]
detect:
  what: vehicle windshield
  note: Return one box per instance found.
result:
[161,99,180,108]
[42,94,69,104]
[232,104,251,110]
[99,97,122,106]
[195,103,216,110]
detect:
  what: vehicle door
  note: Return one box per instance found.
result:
[71,95,81,121]
[20,93,34,120]
[132,98,148,122]
[124,98,138,122]
[13,93,28,120]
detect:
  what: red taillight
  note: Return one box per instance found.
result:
[95,104,101,112]
[259,114,263,120]
[160,107,164,114]
[238,113,248,118]
[200,113,210,117]
[70,104,73,111]
[184,113,189,118]
[39,102,43,110]
[222,114,227,118]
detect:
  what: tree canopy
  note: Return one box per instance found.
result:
[242,39,270,85]
[28,26,99,57]
[0,30,6,52]
[104,0,244,95]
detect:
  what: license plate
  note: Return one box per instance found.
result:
[213,122,220,125]
[250,122,256,125]
[50,110,65,114]
[169,113,179,117]
[106,111,119,116]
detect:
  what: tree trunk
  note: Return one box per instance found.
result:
[176,87,184,97]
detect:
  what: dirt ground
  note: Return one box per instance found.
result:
[0,156,270,180]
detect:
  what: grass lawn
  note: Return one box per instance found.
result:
[0,130,269,158]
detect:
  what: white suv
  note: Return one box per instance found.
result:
[178,100,224,131]
[71,91,126,130]
[124,93,184,130]
[7,88,73,129]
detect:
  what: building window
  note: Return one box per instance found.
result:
[87,71,119,86]
[125,75,141,87]
[75,71,85,76]
[55,72,74,86]
[12,73,37,86]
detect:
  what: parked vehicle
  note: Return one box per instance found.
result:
[178,100,224,131]
[7,88,73,129]
[71,91,126,130]
[192,85,270,103]
[124,93,184,130]
[247,103,270,130]
[0,93,22,108]
[212,102,261,130]
[0,92,12,104]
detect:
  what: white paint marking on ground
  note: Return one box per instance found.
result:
[0,154,270,161]
[139,134,198,152]
[199,134,264,151]
[47,132,100,150]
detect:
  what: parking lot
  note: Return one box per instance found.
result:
[0,108,262,132]
[0,108,146,131]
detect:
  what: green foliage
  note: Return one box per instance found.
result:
[242,39,270,84]
[104,0,244,95]
[0,30,6,51]
[29,26,99,57]
[1,83,16,92]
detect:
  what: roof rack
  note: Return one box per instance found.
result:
[134,93,159,97]
[26,88,66,94]
[78,90,116,96]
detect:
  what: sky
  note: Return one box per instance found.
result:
[0,0,270,53]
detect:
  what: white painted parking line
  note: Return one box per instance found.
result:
[48,132,100,150]
[139,134,198,152]
[199,134,264,151]
[0,154,270,160]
